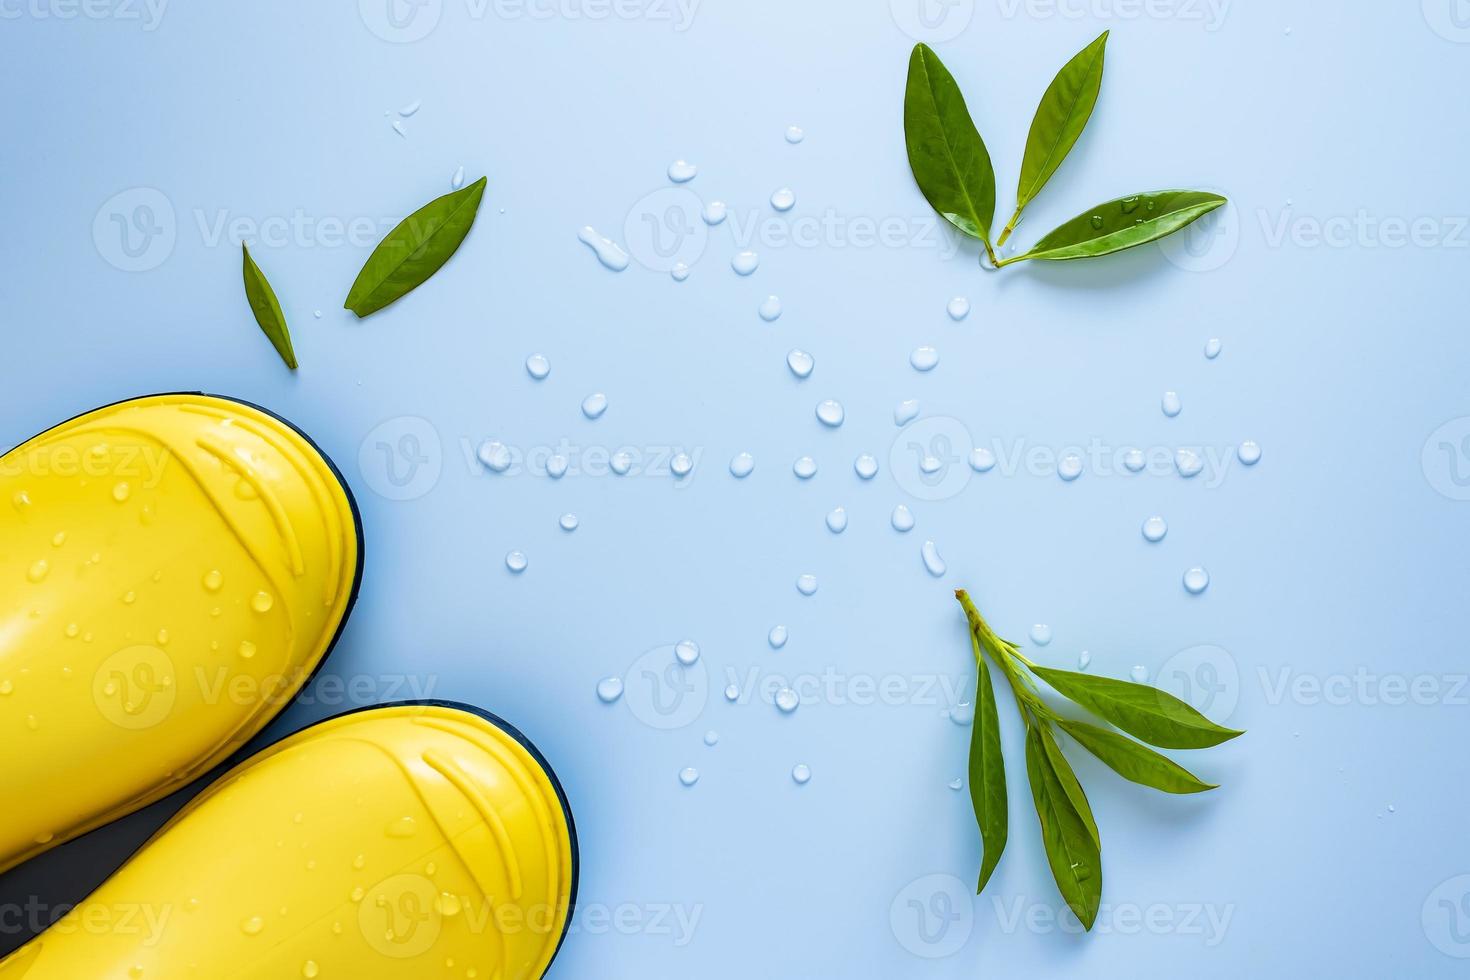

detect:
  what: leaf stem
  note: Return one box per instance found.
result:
[956,590,1054,721]
[996,206,1023,248]
[980,237,1001,270]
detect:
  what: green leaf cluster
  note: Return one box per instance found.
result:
[904,35,1225,270]
[955,590,1242,930]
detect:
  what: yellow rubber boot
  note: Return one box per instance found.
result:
[0,702,578,980]
[0,393,362,873]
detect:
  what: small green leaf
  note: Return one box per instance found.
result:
[969,630,1007,893]
[1014,31,1108,217]
[1038,724,1098,848]
[345,176,487,318]
[1028,663,1243,749]
[241,244,296,370]
[904,43,997,246]
[1010,190,1226,263]
[1025,724,1102,930]
[1058,719,1218,794]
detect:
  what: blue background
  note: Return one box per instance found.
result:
[3,1,1470,976]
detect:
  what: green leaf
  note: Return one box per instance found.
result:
[1015,31,1108,217]
[1057,719,1218,794]
[344,176,487,318]
[904,43,997,245]
[1010,190,1226,263]
[1038,724,1098,848]
[968,630,1007,893]
[1025,724,1101,930]
[1027,663,1243,749]
[241,244,296,370]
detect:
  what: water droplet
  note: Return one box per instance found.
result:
[679,767,700,787]
[505,551,528,573]
[785,125,805,144]
[1238,441,1262,465]
[891,505,915,532]
[768,625,788,649]
[729,452,755,478]
[795,574,818,596]
[914,542,944,578]
[0,680,11,695]
[478,440,512,472]
[302,961,320,979]
[793,456,817,480]
[251,591,274,613]
[544,455,568,479]
[759,295,783,321]
[786,349,814,379]
[791,763,812,784]
[112,482,131,503]
[1029,624,1052,646]
[775,688,799,713]
[27,560,50,583]
[947,297,970,321]
[596,677,624,703]
[950,700,974,725]
[391,119,407,138]
[398,99,421,117]
[675,640,700,665]
[969,448,996,472]
[386,816,417,838]
[910,346,939,372]
[1175,449,1204,478]
[1078,651,1092,670]
[559,513,579,532]
[51,531,66,547]
[577,226,629,271]
[241,916,264,936]
[11,490,31,512]
[239,641,257,660]
[1131,665,1149,683]
[202,569,224,592]
[704,730,720,746]
[581,393,608,419]
[702,200,727,225]
[770,187,795,211]
[948,778,964,791]
[671,261,690,282]
[1121,196,1141,215]
[919,455,941,475]
[526,353,550,379]
[671,452,693,478]
[854,454,879,480]
[1123,449,1146,473]
[667,159,697,183]
[1162,391,1182,418]
[894,400,920,426]
[1058,454,1083,481]
[1183,567,1210,595]
[451,165,465,189]
[826,507,848,533]
[724,683,740,701]
[1204,338,1222,359]
[731,251,759,275]
[610,451,633,475]
[1142,516,1168,543]
[1090,214,1105,229]
[816,400,845,428]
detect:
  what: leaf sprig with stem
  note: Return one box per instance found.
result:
[904,34,1226,271]
[955,589,1242,930]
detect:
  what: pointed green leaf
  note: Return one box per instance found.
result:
[968,631,1007,893]
[1016,30,1108,214]
[345,176,487,318]
[1025,724,1101,930]
[241,244,296,370]
[1038,724,1098,848]
[904,44,996,244]
[1028,663,1243,749]
[1013,190,1225,262]
[1058,719,1218,794]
